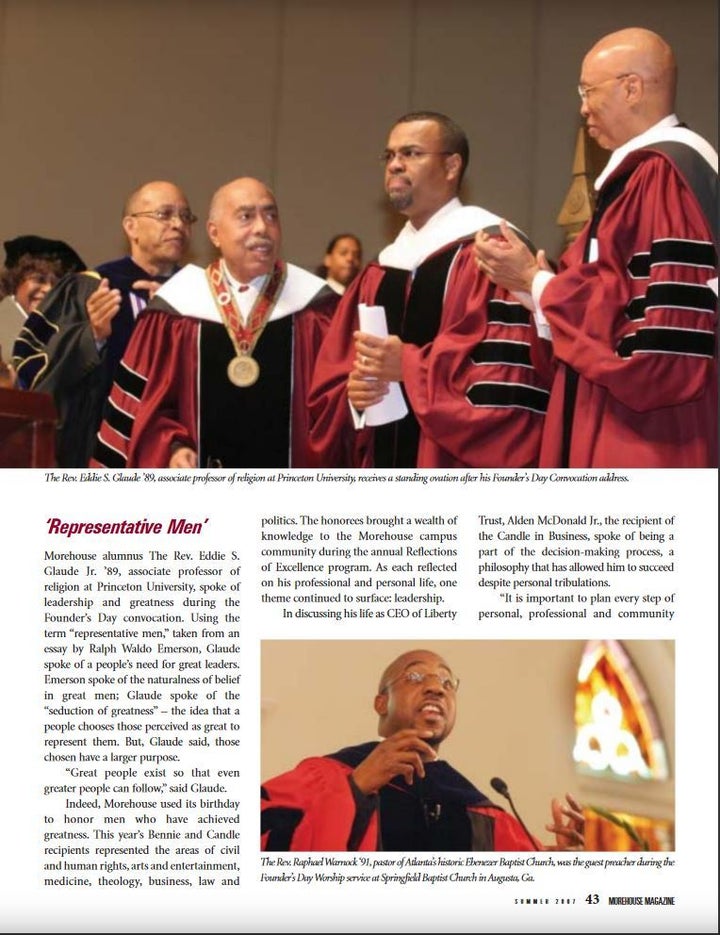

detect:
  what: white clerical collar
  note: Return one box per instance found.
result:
[378,198,505,271]
[595,114,718,189]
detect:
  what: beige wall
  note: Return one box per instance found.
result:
[0,0,716,273]
[261,639,675,843]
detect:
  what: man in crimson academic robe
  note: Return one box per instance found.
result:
[475,28,718,468]
[91,177,337,469]
[13,180,194,467]
[308,111,554,469]
[261,649,585,851]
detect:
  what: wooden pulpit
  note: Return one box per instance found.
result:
[0,387,57,468]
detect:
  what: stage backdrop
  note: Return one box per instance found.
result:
[0,0,716,272]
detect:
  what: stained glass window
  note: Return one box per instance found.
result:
[574,640,668,781]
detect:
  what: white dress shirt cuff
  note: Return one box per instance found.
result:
[530,270,555,340]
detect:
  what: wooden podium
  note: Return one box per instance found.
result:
[0,387,57,468]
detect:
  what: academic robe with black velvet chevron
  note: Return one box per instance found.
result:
[91,268,337,469]
[261,742,539,851]
[537,143,718,468]
[13,257,169,467]
[308,239,554,469]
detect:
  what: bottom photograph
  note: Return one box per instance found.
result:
[261,639,674,852]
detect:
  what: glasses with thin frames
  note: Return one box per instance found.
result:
[382,670,460,693]
[577,73,631,101]
[379,147,454,165]
[129,207,197,225]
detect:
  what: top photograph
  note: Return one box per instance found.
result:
[1,2,716,470]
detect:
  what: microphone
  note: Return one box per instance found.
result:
[490,776,539,850]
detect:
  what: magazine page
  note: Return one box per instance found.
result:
[1,468,716,932]
[1,8,716,931]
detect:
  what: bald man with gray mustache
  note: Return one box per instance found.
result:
[92,177,338,469]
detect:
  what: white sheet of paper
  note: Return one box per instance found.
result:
[357,304,408,426]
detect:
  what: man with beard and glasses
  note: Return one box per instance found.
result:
[13,181,193,467]
[261,649,584,851]
[308,111,553,468]
[91,177,338,469]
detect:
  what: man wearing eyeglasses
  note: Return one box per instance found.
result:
[261,648,584,851]
[475,27,718,468]
[14,180,193,467]
[308,111,553,468]
[91,177,337,469]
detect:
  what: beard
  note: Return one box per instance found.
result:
[387,187,413,213]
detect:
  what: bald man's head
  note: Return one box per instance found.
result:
[121,180,193,276]
[579,28,677,150]
[374,649,459,748]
